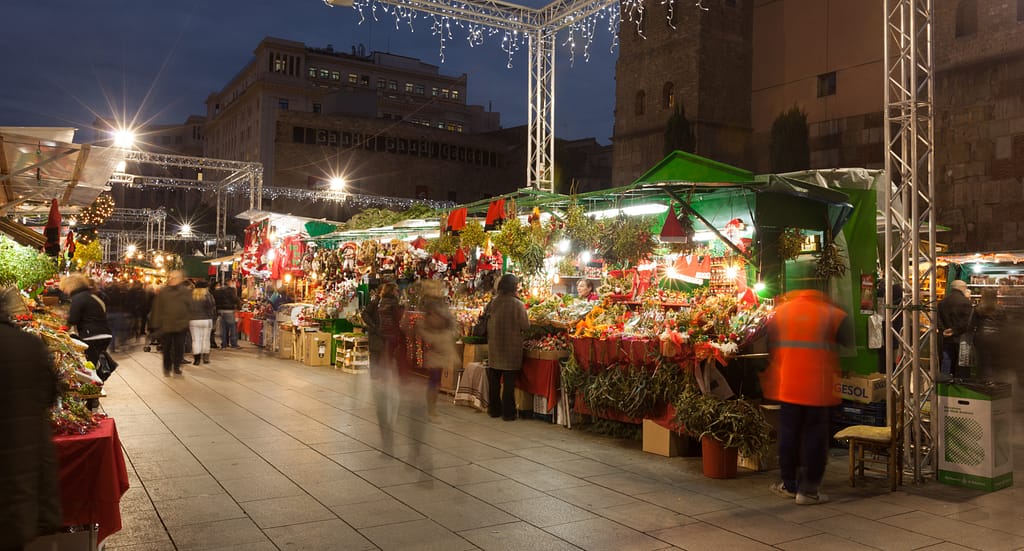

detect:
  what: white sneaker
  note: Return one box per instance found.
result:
[769,481,796,499]
[795,492,829,505]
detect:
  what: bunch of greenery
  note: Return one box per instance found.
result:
[672,375,771,458]
[71,240,102,270]
[459,220,487,251]
[0,235,57,290]
[340,204,438,231]
[777,227,805,261]
[563,203,599,252]
[815,236,848,280]
[561,355,688,421]
[597,215,655,268]
[492,217,546,275]
[426,233,459,256]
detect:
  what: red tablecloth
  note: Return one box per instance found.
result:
[517,358,560,412]
[249,320,264,346]
[53,418,130,543]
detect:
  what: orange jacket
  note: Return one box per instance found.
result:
[762,290,846,407]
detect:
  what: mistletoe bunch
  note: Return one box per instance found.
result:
[777,227,805,260]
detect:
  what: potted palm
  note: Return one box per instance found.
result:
[673,381,772,479]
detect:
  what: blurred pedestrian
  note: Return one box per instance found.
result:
[938,280,974,379]
[0,304,61,550]
[764,289,851,505]
[485,274,529,421]
[364,282,404,450]
[970,288,1005,382]
[190,280,216,365]
[416,281,458,419]
[61,273,112,369]
[214,279,241,349]
[150,271,192,377]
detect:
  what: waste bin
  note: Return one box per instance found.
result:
[937,381,1013,491]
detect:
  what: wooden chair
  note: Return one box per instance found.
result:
[833,393,903,491]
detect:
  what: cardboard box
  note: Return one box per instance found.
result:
[937,382,1013,492]
[303,331,332,367]
[739,441,780,472]
[277,329,294,360]
[463,343,488,369]
[642,419,685,457]
[834,372,887,404]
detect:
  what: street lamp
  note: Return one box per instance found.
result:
[112,129,135,149]
[328,176,346,192]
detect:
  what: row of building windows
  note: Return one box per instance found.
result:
[387,114,464,132]
[955,0,1024,38]
[304,65,461,100]
[634,82,676,116]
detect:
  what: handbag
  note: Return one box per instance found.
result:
[472,304,490,339]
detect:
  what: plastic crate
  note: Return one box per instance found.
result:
[833,400,887,427]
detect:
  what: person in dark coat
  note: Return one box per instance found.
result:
[485,274,530,421]
[364,282,404,451]
[970,288,1006,381]
[213,279,242,349]
[0,312,61,549]
[61,273,112,367]
[937,279,974,379]
[150,271,193,377]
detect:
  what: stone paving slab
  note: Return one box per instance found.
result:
[98,347,1024,550]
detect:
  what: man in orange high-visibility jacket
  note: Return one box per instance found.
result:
[763,289,851,505]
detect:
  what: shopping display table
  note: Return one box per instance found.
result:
[52,417,130,544]
[517,357,560,412]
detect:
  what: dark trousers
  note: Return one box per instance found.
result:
[487,368,517,420]
[778,403,831,495]
[161,331,187,373]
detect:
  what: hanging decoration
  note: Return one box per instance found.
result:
[777,227,804,261]
[815,230,848,280]
[597,215,655,268]
[78,193,115,227]
[43,199,62,257]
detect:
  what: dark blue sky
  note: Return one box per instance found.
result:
[0,0,620,144]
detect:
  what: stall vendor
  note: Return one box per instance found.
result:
[577,279,599,301]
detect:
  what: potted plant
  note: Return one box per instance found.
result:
[673,381,772,479]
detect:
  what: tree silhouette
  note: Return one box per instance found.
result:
[663,104,696,156]
[770,106,810,173]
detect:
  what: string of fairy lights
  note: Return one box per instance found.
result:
[338,0,707,68]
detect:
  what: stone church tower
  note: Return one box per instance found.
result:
[611,0,753,185]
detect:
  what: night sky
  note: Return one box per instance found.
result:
[1,0,620,144]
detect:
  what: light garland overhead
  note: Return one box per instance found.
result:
[335,0,692,68]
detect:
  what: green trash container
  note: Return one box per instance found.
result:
[937,381,1013,491]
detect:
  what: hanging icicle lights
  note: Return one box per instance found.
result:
[330,0,693,68]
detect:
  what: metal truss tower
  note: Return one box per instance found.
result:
[882,0,935,484]
[325,0,621,193]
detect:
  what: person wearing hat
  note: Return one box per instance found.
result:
[485,274,530,421]
[938,279,974,379]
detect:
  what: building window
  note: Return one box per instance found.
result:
[388,80,398,90]
[273,56,286,73]
[278,99,289,110]
[451,89,460,101]
[377,78,386,89]
[319,69,330,79]
[313,103,321,114]
[360,75,370,86]
[662,82,674,109]
[441,88,450,99]
[415,84,425,95]
[308,66,317,78]
[635,90,646,116]
[348,73,358,84]
[437,121,445,129]
[331,71,341,81]
[956,0,978,37]
[431,87,439,97]
[405,83,414,93]
[817,72,837,97]
[455,124,464,133]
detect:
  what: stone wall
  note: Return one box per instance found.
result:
[611,1,753,185]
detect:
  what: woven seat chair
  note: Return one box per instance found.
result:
[833,393,903,491]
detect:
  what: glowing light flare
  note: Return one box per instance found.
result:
[724,265,740,280]
[112,129,135,149]
[329,177,346,191]
[284,273,293,283]
[558,239,570,253]
[972,264,983,273]
[579,251,591,264]
[754,281,766,293]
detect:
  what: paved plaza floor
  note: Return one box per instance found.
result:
[98,344,1024,550]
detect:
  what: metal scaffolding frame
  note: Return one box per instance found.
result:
[112,150,262,250]
[104,207,168,254]
[883,0,935,484]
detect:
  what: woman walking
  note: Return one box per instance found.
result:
[189,280,217,365]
